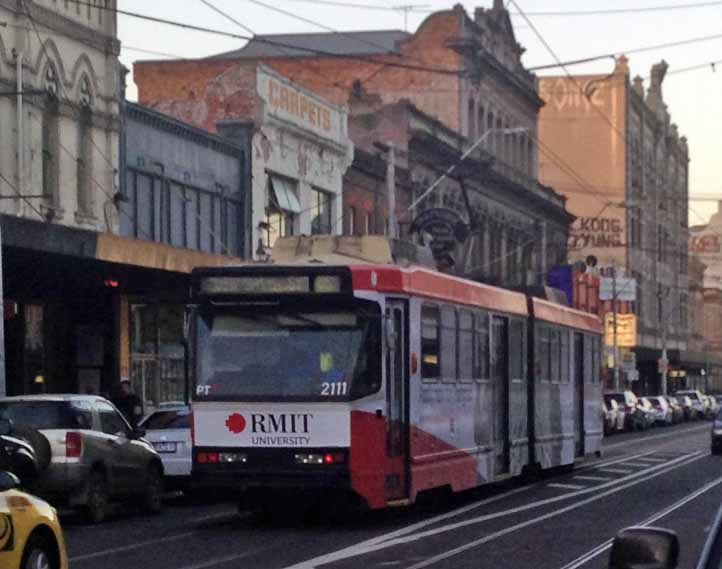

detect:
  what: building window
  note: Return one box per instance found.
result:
[42,96,60,207]
[348,206,356,235]
[77,106,93,216]
[310,188,333,235]
[467,99,476,140]
[266,175,300,248]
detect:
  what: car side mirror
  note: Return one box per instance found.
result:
[0,471,20,492]
[0,418,12,436]
[609,527,679,569]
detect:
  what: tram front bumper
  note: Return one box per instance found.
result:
[192,447,351,490]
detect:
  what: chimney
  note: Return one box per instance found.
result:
[632,75,644,97]
[493,0,504,10]
[615,55,630,76]
[646,60,668,111]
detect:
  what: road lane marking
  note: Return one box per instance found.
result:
[177,545,275,569]
[573,475,612,482]
[548,483,586,490]
[635,457,667,463]
[401,453,706,569]
[620,461,656,467]
[70,531,196,562]
[602,424,708,450]
[575,451,653,473]
[559,472,722,569]
[282,452,701,569]
[597,468,632,474]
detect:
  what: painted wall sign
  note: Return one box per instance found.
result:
[410,208,469,255]
[569,217,624,249]
[257,66,345,145]
[690,234,721,254]
[604,313,637,347]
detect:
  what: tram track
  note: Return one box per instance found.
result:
[282,450,706,569]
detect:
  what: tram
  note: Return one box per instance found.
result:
[189,256,603,510]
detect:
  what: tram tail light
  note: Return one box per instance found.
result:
[197,452,219,464]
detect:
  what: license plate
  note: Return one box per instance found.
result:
[153,442,177,453]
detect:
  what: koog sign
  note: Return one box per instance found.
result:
[194,405,350,448]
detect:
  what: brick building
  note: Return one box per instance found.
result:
[134,1,572,286]
[539,57,691,394]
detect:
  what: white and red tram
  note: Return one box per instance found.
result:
[190,263,603,510]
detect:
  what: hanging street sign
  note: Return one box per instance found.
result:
[410,208,469,256]
[604,313,637,347]
[599,277,637,301]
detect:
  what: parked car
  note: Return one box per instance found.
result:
[0,467,69,569]
[139,405,191,491]
[0,395,164,523]
[637,398,657,429]
[712,407,722,455]
[704,395,718,419]
[675,394,696,421]
[645,396,673,426]
[664,396,685,424]
[674,389,706,419]
[604,391,644,431]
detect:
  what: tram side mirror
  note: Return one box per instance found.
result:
[608,527,679,569]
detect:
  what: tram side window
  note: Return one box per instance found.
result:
[441,307,458,382]
[475,312,490,381]
[560,329,570,384]
[550,327,560,383]
[459,310,474,382]
[592,336,601,384]
[510,318,525,382]
[584,334,594,384]
[421,305,441,380]
[536,325,549,382]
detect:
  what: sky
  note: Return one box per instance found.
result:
[118,0,722,226]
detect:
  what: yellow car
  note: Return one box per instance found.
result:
[0,471,68,569]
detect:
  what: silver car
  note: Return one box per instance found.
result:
[140,405,192,491]
[0,395,164,523]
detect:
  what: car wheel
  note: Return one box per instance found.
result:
[141,464,163,514]
[21,534,56,569]
[81,470,109,524]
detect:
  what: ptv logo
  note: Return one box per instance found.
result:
[224,412,314,435]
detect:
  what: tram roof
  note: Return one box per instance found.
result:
[349,265,529,317]
[532,297,603,334]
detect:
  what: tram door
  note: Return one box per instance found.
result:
[573,333,585,457]
[385,301,408,500]
[492,316,510,475]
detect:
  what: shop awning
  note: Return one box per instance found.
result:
[96,234,241,274]
[269,175,302,214]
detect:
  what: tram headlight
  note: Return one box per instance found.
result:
[294,452,346,465]
[219,452,248,464]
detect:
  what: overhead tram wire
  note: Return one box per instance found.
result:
[65,0,462,77]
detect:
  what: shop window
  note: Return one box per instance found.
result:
[421,305,440,380]
[130,303,185,410]
[311,188,333,235]
[266,175,300,248]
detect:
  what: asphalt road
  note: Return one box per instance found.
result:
[63,421,719,569]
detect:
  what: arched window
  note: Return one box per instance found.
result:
[42,63,60,208]
[44,63,59,97]
[79,75,93,107]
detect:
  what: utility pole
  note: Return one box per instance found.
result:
[386,143,398,239]
[612,260,620,391]
[393,4,429,32]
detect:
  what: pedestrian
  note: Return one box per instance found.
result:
[111,380,143,428]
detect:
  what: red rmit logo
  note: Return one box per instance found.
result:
[225,413,247,434]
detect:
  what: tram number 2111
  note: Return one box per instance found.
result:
[321,382,348,396]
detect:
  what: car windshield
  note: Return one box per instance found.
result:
[0,401,75,430]
[195,303,381,401]
[141,410,191,430]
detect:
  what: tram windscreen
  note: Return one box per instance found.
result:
[194,304,381,400]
